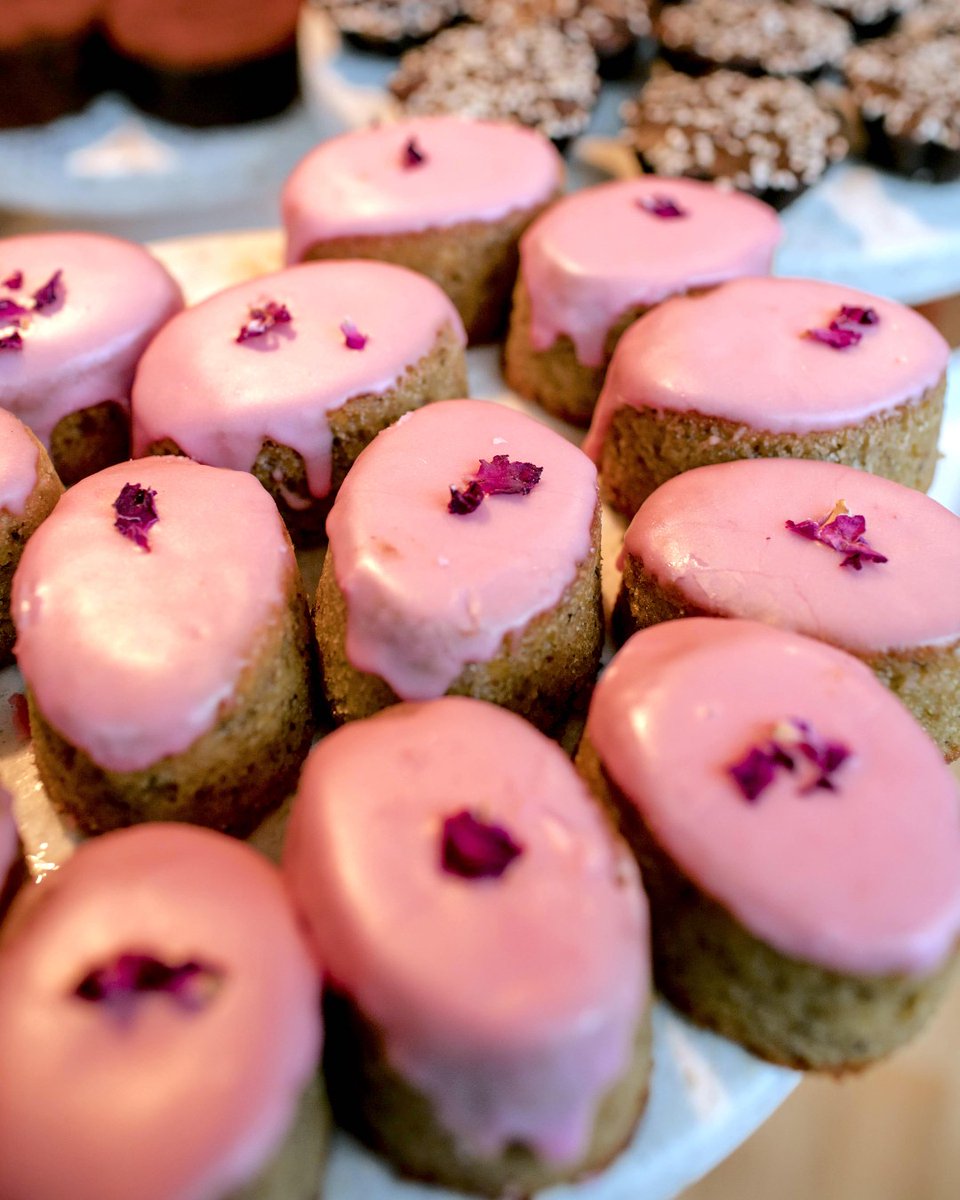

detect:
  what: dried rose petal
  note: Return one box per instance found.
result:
[729,718,852,801]
[113,482,159,552]
[0,331,23,352]
[441,810,523,880]
[728,745,782,801]
[0,298,31,322]
[236,299,293,344]
[774,718,852,792]
[340,319,368,350]
[448,479,484,515]
[31,269,62,311]
[637,194,688,218]
[786,499,887,570]
[2,271,22,290]
[75,953,221,1014]
[838,305,878,326]
[8,693,29,742]
[474,455,543,496]
[806,325,862,349]
[402,136,427,168]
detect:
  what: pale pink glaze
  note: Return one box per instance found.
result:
[12,457,293,773]
[0,233,183,446]
[0,788,16,898]
[0,408,39,518]
[326,398,598,699]
[132,260,465,499]
[284,697,649,1163]
[0,823,321,1200]
[624,458,960,654]
[283,116,564,263]
[583,276,950,459]
[521,178,781,367]
[588,619,960,976]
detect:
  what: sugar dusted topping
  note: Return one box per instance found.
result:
[901,0,960,37]
[845,34,960,149]
[622,69,848,196]
[812,0,919,24]
[659,0,851,77]
[390,23,600,140]
[465,0,654,51]
[319,0,463,41]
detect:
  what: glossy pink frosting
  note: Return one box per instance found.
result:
[132,260,465,499]
[0,233,183,446]
[0,824,321,1200]
[624,457,960,654]
[0,408,40,517]
[583,276,950,458]
[12,457,294,773]
[521,178,781,367]
[588,619,960,976]
[326,398,598,699]
[284,697,649,1163]
[283,116,564,263]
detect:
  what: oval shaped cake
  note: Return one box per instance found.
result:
[316,398,603,747]
[12,457,314,835]
[617,457,960,758]
[0,232,183,484]
[583,275,949,516]
[0,823,325,1200]
[505,176,781,424]
[282,116,564,341]
[578,618,960,1070]
[131,258,467,541]
[283,696,651,1196]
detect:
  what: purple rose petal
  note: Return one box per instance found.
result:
[728,718,852,802]
[0,331,23,352]
[75,953,221,1015]
[236,299,293,344]
[113,482,159,552]
[786,500,887,570]
[2,271,22,290]
[402,136,427,168]
[728,745,782,802]
[441,810,523,880]
[448,479,485,515]
[31,269,62,311]
[0,298,31,322]
[838,304,879,326]
[474,454,543,496]
[340,319,368,350]
[806,325,862,349]
[637,194,688,219]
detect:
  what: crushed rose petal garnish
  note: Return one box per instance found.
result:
[838,304,879,326]
[448,480,484,515]
[75,953,222,1013]
[235,299,292,344]
[113,482,159,552]
[441,810,523,880]
[728,717,852,801]
[637,194,688,218]
[0,298,31,323]
[0,331,23,352]
[402,136,427,168]
[2,271,22,290]
[31,269,62,311]
[448,454,543,515]
[340,319,368,350]
[785,499,887,570]
[806,324,862,349]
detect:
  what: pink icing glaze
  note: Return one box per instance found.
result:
[283,697,649,1164]
[326,398,598,699]
[0,408,39,518]
[282,116,564,262]
[0,823,321,1200]
[12,457,294,773]
[583,276,950,459]
[588,618,960,976]
[624,457,960,655]
[0,233,183,446]
[131,260,465,498]
[0,788,17,898]
[521,178,781,367]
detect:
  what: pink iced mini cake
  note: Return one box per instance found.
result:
[617,457,960,760]
[0,233,183,485]
[282,116,564,342]
[583,276,949,517]
[0,407,63,664]
[504,177,782,425]
[316,399,603,747]
[578,618,960,1070]
[132,259,467,542]
[0,823,325,1200]
[12,457,314,836]
[283,697,651,1196]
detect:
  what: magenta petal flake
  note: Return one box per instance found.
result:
[235,299,293,344]
[0,298,31,322]
[448,479,484,514]
[0,330,23,352]
[838,304,879,326]
[637,194,688,218]
[2,270,23,290]
[75,953,221,1014]
[728,717,852,802]
[806,324,862,349]
[441,810,523,880]
[474,454,543,496]
[113,482,159,552]
[31,269,62,311]
[402,136,427,168]
[785,499,887,570]
[340,319,368,350]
